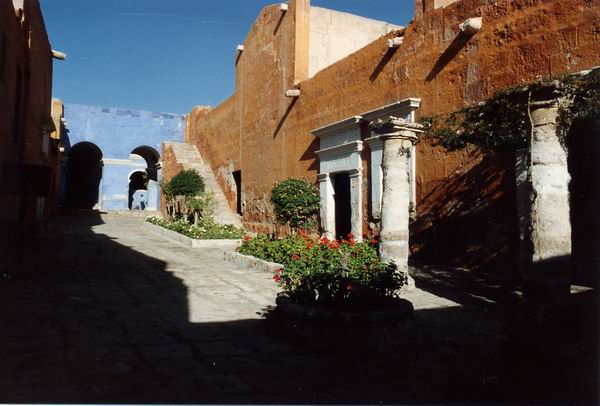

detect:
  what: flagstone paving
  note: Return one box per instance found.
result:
[0,213,596,403]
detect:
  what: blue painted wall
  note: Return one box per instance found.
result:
[62,103,185,211]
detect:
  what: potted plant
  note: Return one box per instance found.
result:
[258,232,414,353]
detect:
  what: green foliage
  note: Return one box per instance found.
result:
[419,90,530,151]
[162,169,205,198]
[186,192,214,218]
[146,216,245,240]
[419,69,600,151]
[186,196,207,211]
[239,232,403,305]
[557,68,600,136]
[270,178,320,229]
[238,233,308,265]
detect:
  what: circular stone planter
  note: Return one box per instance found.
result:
[267,294,414,354]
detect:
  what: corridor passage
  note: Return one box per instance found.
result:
[0,214,596,403]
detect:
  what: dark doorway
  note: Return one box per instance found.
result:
[568,119,600,288]
[333,172,352,240]
[128,171,148,210]
[233,170,242,215]
[64,142,103,209]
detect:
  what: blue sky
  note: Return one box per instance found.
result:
[41,0,415,114]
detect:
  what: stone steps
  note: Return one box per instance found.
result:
[166,142,242,227]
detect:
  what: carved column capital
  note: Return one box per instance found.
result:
[317,173,329,183]
[369,117,424,144]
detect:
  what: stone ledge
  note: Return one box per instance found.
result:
[223,251,283,273]
[142,221,241,250]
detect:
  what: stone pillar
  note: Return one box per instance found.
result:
[364,136,384,219]
[147,179,159,210]
[318,173,335,239]
[370,119,423,273]
[519,96,572,302]
[348,169,363,241]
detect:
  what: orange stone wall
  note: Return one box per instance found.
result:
[160,143,184,217]
[183,0,600,269]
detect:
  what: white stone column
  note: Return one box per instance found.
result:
[520,97,572,301]
[364,136,384,219]
[146,179,159,210]
[348,168,363,241]
[370,119,423,272]
[514,147,530,277]
[318,173,335,239]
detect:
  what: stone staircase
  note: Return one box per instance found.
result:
[165,142,242,227]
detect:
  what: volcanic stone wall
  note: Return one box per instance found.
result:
[184,0,600,270]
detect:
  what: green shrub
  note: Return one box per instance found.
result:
[270,178,320,230]
[238,233,307,265]
[163,169,205,198]
[239,232,403,306]
[146,216,244,240]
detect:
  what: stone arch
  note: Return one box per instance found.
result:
[130,146,160,181]
[64,142,103,209]
[129,146,161,210]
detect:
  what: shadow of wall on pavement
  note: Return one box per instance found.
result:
[0,212,597,404]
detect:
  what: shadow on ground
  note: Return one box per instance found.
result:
[0,213,597,404]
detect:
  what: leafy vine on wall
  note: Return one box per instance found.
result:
[419,69,600,151]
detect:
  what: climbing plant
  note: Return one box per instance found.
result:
[270,178,320,230]
[419,69,600,151]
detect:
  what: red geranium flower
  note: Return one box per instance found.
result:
[347,232,355,240]
[274,268,282,274]
[273,274,281,282]
[243,235,252,241]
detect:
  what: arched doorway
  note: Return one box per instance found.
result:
[128,170,148,210]
[129,146,160,210]
[64,142,103,209]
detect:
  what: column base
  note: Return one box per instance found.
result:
[523,259,571,304]
[380,240,409,269]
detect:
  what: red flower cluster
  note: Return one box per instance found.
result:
[273,268,282,283]
[243,235,252,241]
[318,234,362,249]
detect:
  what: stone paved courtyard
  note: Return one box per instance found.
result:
[0,214,597,403]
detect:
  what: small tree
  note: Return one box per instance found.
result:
[270,178,320,231]
[186,192,214,225]
[165,169,205,197]
[161,170,205,220]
